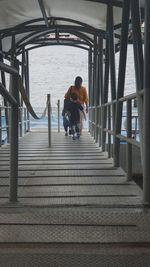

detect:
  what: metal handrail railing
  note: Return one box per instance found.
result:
[0,105,29,147]
[89,90,143,180]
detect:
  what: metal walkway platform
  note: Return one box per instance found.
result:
[0,130,150,266]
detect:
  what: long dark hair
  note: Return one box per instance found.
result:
[74,76,83,90]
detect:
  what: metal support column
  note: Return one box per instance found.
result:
[108,3,116,123]
[93,35,98,141]
[9,49,19,203]
[0,36,9,142]
[102,35,109,151]
[98,37,103,147]
[131,0,144,162]
[143,0,150,203]
[25,50,30,132]
[88,46,93,133]
[113,0,130,166]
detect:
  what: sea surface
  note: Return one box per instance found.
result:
[1,44,138,136]
[29,44,136,108]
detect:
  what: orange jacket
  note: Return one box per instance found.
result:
[64,86,89,105]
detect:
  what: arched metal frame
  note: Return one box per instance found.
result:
[15,30,94,55]
[4,2,150,204]
[25,43,90,52]
[0,5,123,202]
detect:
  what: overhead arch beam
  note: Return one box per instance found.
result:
[16,30,93,47]
[16,38,91,55]
[9,29,94,56]
[0,17,105,38]
[82,0,123,8]
[24,43,90,53]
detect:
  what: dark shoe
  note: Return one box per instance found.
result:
[69,129,72,135]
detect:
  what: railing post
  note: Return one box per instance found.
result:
[108,105,111,158]
[9,59,19,203]
[102,105,107,151]
[57,99,60,133]
[94,106,97,142]
[0,107,1,147]
[19,107,23,137]
[47,94,51,147]
[89,107,91,133]
[95,106,99,143]
[98,106,102,147]
[126,99,132,180]
[25,50,30,132]
[6,107,10,143]
[24,107,27,134]
[93,107,95,138]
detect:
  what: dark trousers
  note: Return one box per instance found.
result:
[63,116,70,132]
[70,121,80,135]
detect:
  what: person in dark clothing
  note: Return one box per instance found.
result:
[62,98,72,136]
[65,93,86,140]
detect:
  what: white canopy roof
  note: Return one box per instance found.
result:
[0,0,123,53]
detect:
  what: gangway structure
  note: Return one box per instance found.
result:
[0,0,150,265]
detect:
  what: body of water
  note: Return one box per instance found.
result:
[1,44,139,142]
[29,44,136,108]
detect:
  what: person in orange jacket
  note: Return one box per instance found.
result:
[64,76,89,135]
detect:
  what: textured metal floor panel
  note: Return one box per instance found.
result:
[0,156,107,161]
[0,249,150,267]
[0,208,149,226]
[0,169,125,178]
[1,224,150,243]
[1,164,115,171]
[16,184,141,195]
[0,130,148,263]
[0,159,112,166]
[0,176,134,186]
[5,196,142,207]
[0,190,140,198]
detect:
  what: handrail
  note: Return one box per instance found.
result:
[0,83,18,106]
[0,61,18,76]
[89,90,144,109]
[89,89,143,180]
[0,105,28,147]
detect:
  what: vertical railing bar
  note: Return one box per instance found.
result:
[0,36,9,143]
[126,99,132,180]
[98,107,101,147]
[26,50,30,132]
[47,94,51,147]
[57,99,60,133]
[24,107,27,134]
[19,107,23,137]
[108,105,111,158]
[0,107,1,147]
